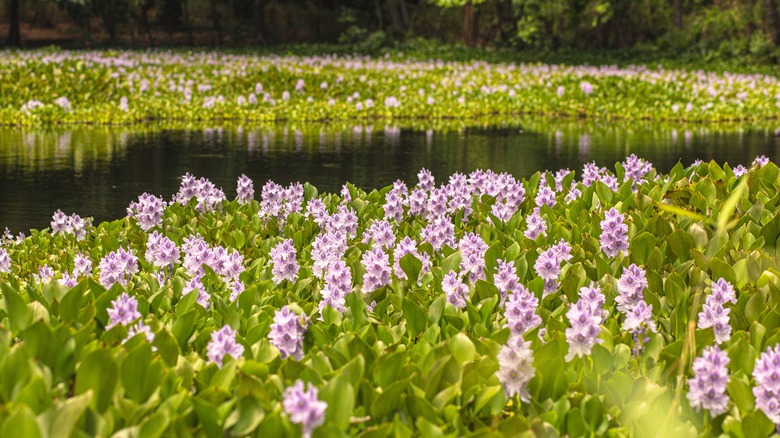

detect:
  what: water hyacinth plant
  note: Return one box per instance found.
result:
[3,50,780,126]
[3,157,780,436]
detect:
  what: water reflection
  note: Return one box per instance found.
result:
[0,119,778,232]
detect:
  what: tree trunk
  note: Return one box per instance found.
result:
[673,0,682,29]
[462,0,476,47]
[765,0,780,45]
[5,0,22,47]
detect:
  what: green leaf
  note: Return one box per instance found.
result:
[230,398,264,436]
[48,391,92,438]
[726,376,754,412]
[320,374,355,431]
[1,404,41,438]
[139,411,170,438]
[448,332,476,363]
[629,232,656,265]
[75,349,118,413]
[668,229,695,261]
[402,298,426,338]
[400,253,422,282]
[717,178,747,233]
[1,282,32,334]
[121,342,165,404]
[742,410,775,438]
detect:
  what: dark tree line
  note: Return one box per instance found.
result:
[4,0,780,56]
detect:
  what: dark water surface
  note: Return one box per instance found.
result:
[1,119,779,233]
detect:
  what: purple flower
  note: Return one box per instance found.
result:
[565,284,605,361]
[600,207,629,258]
[417,168,435,191]
[622,154,654,187]
[282,380,328,438]
[535,184,556,208]
[754,155,770,167]
[623,301,657,356]
[615,264,648,313]
[145,231,180,271]
[581,81,594,95]
[753,344,780,425]
[319,260,353,313]
[421,215,456,252]
[183,276,211,309]
[534,249,560,281]
[504,285,541,336]
[443,270,469,309]
[59,272,77,288]
[494,259,521,305]
[127,193,166,231]
[0,248,11,273]
[733,165,748,178]
[229,279,245,303]
[175,173,225,213]
[268,305,309,361]
[459,232,488,283]
[99,248,139,289]
[361,248,391,293]
[698,278,736,344]
[362,220,396,250]
[270,239,299,283]
[51,210,69,234]
[687,345,730,416]
[236,174,254,204]
[524,207,547,240]
[496,336,535,402]
[553,169,571,192]
[207,325,244,368]
[36,265,53,283]
[124,321,155,346]
[51,210,90,240]
[73,253,92,277]
[384,180,408,222]
[408,188,428,217]
[311,231,348,278]
[106,292,141,329]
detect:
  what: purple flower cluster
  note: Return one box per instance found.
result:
[753,344,780,425]
[145,231,180,272]
[459,232,488,283]
[282,380,328,438]
[421,215,456,252]
[534,240,571,296]
[37,265,53,283]
[50,210,89,241]
[270,239,300,283]
[698,278,737,344]
[565,284,605,361]
[524,207,547,240]
[236,174,254,204]
[535,183,557,208]
[311,231,348,278]
[504,284,541,336]
[127,193,166,231]
[687,345,730,416]
[494,259,521,305]
[361,248,391,293]
[319,260,352,313]
[206,325,244,368]
[496,336,535,402]
[622,154,654,186]
[392,236,430,281]
[106,292,142,329]
[417,168,435,191]
[99,248,139,289]
[175,173,226,213]
[582,162,618,190]
[362,219,396,249]
[259,180,304,222]
[553,169,571,192]
[0,248,10,273]
[616,264,657,355]
[268,305,309,360]
[600,207,629,258]
[322,205,358,237]
[181,234,245,281]
[184,276,211,308]
[443,270,469,309]
[384,180,408,221]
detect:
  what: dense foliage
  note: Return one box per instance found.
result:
[1,155,780,436]
[4,0,780,63]
[2,50,780,126]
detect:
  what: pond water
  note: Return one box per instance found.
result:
[1,119,779,233]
